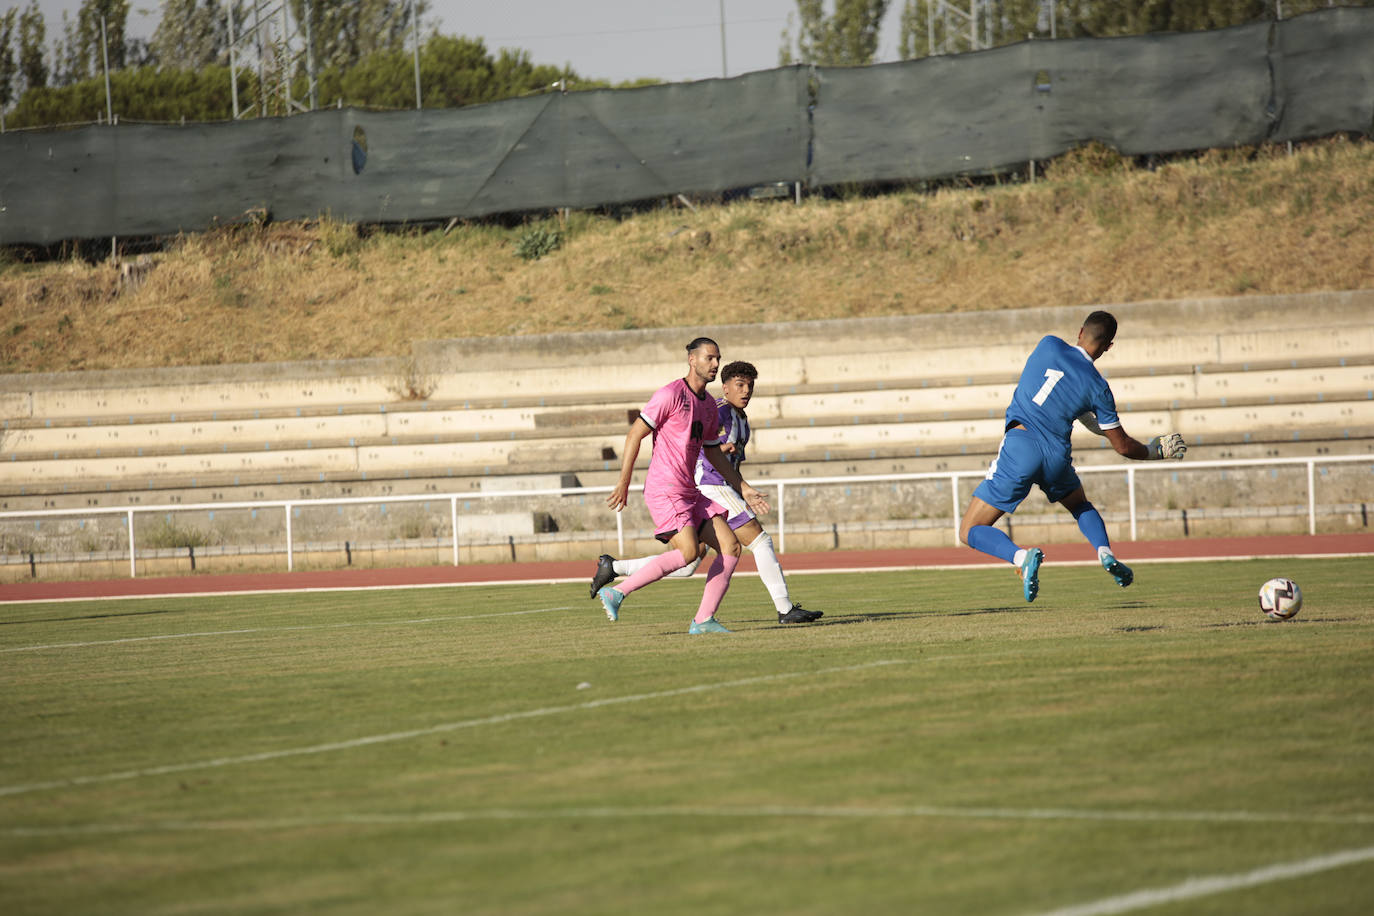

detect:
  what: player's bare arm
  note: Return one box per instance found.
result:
[607,418,653,510]
[1101,425,1187,461]
[703,443,770,514]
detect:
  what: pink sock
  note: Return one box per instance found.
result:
[617,550,688,596]
[694,553,739,623]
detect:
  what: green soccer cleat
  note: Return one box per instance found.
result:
[1101,552,1134,588]
[597,586,624,622]
[688,617,731,634]
[1020,547,1044,603]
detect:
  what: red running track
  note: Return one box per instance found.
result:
[3,533,1371,604]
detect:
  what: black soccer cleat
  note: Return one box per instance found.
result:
[778,603,823,624]
[589,554,617,599]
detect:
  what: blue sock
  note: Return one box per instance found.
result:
[1070,501,1111,552]
[967,524,1019,564]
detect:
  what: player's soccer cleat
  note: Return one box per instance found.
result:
[1101,552,1134,588]
[597,586,624,622]
[589,554,617,599]
[1020,547,1044,603]
[688,617,731,634]
[778,604,823,624]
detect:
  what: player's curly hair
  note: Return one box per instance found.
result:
[721,361,758,382]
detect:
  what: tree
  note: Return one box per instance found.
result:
[0,9,18,111]
[897,1,1374,60]
[53,0,130,85]
[291,0,430,75]
[316,34,573,110]
[780,1,891,67]
[151,0,247,70]
[18,0,46,92]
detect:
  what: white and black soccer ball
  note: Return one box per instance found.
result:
[1258,577,1302,620]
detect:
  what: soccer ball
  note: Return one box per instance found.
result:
[1258,577,1302,620]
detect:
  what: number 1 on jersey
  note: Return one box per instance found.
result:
[1031,368,1064,406]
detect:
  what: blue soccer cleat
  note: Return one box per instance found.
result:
[1020,547,1044,603]
[688,617,731,634]
[1101,552,1134,588]
[597,586,624,622]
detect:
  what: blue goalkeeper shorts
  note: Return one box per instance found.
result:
[972,428,1082,512]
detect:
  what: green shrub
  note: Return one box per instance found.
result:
[515,225,561,260]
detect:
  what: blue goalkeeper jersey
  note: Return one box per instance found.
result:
[1004,336,1121,457]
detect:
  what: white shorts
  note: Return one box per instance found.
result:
[697,483,755,531]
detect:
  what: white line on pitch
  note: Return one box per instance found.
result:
[6,804,1373,837]
[7,549,1368,606]
[1028,844,1374,916]
[0,605,574,653]
[0,660,909,798]
[0,578,589,606]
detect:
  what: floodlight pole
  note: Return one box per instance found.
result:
[100,15,112,123]
[228,6,240,118]
[412,0,422,109]
[719,0,728,77]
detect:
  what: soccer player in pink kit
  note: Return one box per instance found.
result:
[597,337,771,634]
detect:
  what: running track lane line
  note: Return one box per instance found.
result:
[0,659,909,797]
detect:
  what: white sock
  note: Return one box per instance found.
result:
[1013,548,1028,568]
[745,532,792,614]
[1097,546,1114,562]
[615,554,700,579]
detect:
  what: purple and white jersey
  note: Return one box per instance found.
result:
[695,398,749,486]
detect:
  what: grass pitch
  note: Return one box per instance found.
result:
[2,557,1372,915]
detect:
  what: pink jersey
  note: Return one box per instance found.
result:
[639,378,722,499]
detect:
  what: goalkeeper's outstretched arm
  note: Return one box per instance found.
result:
[1101,425,1188,461]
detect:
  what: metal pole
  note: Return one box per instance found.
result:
[228,6,240,118]
[100,16,113,123]
[450,496,459,566]
[950,474,961,544]
[778,482,787,554]
[281,1,292,114]
[305,2,317,110]
[127,509,136,578]
[615,509,624,556]
[1127,466,1138,541]
[1307,460,1316,535]
[718,0,728,77]
[411,0,422,109]
[286,503,294,571]
[256,1,266,116]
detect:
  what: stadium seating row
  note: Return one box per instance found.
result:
[1,294,1371,505]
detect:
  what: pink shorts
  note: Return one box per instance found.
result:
[646,488,727,543]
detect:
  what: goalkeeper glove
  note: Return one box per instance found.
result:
[1146,433,1187,460]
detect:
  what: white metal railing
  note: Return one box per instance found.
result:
[0,455,1367,578]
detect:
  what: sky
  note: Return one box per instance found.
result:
[27,1,911,85]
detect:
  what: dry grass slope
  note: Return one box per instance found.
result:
[2,137,1372,375]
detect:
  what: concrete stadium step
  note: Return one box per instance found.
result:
[8,358,1369,463]
[5,291,1372,426]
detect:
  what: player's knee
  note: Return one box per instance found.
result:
[1067,500,1096,520]
[721,537,743,559]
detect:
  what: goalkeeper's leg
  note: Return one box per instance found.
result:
[1061,488,1132,588]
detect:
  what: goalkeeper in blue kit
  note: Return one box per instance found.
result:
[958,310,1188,602]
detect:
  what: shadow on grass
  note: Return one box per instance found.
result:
[0,607,179,626]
